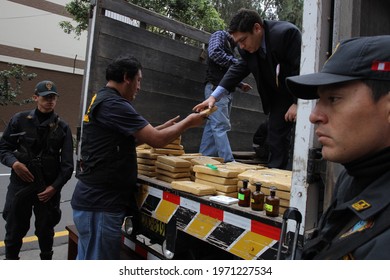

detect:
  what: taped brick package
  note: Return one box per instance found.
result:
[155,155,191,183]
[177,155,223,180]
[171,180,216,196]
[224,161,266,172]
[193,164,241,197]
[151,136,185,156]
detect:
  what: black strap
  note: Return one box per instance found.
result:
[313,204,390,259]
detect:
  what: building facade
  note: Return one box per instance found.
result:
[0,0,87,134]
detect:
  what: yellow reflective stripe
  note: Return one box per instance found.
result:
[0,230,69,247]
[155,199,178,223]
[185,213,219,239]
[229,231,274,260]
[83,93,97,122]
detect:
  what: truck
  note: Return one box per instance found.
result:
[70,0,390,260]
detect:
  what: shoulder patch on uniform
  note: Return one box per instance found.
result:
[341,219,374,239]
[351,199,371,211]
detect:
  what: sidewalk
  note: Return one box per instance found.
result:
[0,235,69,260]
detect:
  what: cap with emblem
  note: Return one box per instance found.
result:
[34,80,58,97]
[286,35,390,100]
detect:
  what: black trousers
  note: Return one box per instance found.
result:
[2,183,61,259]
[266,96,295,170]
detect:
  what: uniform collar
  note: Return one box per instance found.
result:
[346,171,390,220]
[344,146,390,178]
[338,147,390,220]
[28,109,58,127]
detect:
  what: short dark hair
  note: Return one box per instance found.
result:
[363,80,390,102]
[106,55,142,83]
[228,8,263,34]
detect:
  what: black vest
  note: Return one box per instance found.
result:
[205,35,236,89]
[14,110,65,185]
[76,89,137,190]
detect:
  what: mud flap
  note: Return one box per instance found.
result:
[165,216,177,253]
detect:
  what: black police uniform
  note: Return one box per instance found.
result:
[0,109,74,260]
[301,147,390,259]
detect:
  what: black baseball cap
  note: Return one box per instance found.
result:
[286,35,390,100]
[34,80,58,97]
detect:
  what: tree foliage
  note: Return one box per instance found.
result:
[0,64,36,106]
[60,0,225,37]
[212,0,254,26]
[212,0,303,30]
[59,0,90,37]
[131,0,225,32]
[59,0,303,36]
[274,0,303,29]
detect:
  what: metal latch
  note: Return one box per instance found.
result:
[277,207,302,260]
[307,148,327,184]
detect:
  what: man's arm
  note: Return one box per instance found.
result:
[134,113,206,148]
[51,124,74,190]
[281,26,302,122]
[0,116,20,168]
[219,58,252,94]
[38,123,74,202]
[283,27,302,77]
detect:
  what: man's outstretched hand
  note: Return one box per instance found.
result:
[193,96,216,112]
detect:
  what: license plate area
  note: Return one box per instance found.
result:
[140,212,167,244]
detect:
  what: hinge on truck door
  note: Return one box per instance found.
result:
[307,148,327,184]
[89,0,97,19]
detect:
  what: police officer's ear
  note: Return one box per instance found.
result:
[386,91,390,123]
[32,94,39,102]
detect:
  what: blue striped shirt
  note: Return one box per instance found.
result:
[208,30,238,100]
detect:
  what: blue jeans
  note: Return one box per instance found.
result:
[73,209,125,260]
[199,82,234,162]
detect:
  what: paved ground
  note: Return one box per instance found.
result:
[0,154,75,261]
[0,235,69,260]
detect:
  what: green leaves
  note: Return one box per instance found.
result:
[0,64,36,106]
[59,0,90,38]
[59,0,225,37]
[59,0,303,38]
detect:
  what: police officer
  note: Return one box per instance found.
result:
[0,80,74,260]
[287,36,390,259]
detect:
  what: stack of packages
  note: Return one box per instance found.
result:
[187,156,224,181]
[155,155,192,183]
[151,136,185,156]
[193,164,241,198]
[177,153,203,175]
[237,168,292,215]
[136,145,158,177]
